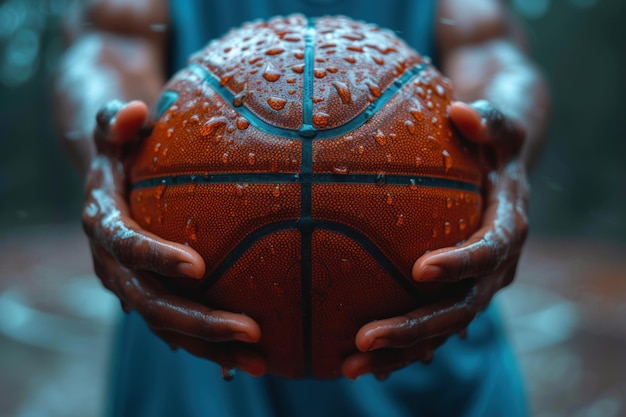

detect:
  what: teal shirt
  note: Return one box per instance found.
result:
[109,1,528,416]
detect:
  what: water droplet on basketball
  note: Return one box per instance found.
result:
[442,150,453,172]
[446,197,453,208]
[344,56,356,64]
[372,56,385,65]
[436,84,445,96]
[374,130,386,146]
[292,64,304,73]
[444,222,452,235]
[222,152,229,163]
[166,128,174,138]
[233,91,248,107]
[459,218,467,231]
[313,112,329,127]
[314,68,327,78]
[236,117,250,130]
[333,165,348,175]
[265,47,284,55]
[153,143,161,153]
[332,82,352,104]
[386,194,393,205]
[366,81,381,98]
[235,183,245,197]
[155,183,167,200]
[262,64,281,82]
[410,179,418,190]
[396,214,405,226]
[267,97,287,110]
[201,117,228,141]
[358,146,365,155]
[431,116,438,125]
[190,114,200,123]
[405,120,416,135]
[222,366,236,381]
[340,258,352,274]
[185,219,198,242]
[415,157,422,167]
[248,153,256,165]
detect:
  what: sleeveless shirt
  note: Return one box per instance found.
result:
[108,1,528,416]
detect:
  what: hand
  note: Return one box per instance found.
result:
[82,100,265,376]
[342,100,529,380]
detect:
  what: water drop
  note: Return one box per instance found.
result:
[265,47,285,55]
[431,116,438,125]
[366,81,381,98]
[235,183,245,197]
[373,130,386,146]
[446,197,453,208]
[222,152,229,163]
[236,117,250,130]
[155,182,167,200]
[272,185,281,197]
[153,142,161,153]
[222,366,236,381]
[386,154,392,163]
[327,67,339,73]
[185,219,198,242]
[436,84,445,96]
[409,179,418,190]
[249,56,262,65]
[340,258,352,274]
[332,81,352,104]
[286,77,296,84]
[292,64,304,73]
[201,117,228,142]
[248,153,256,165]
[442,150,453,172]
[344,56,357,64]
[444,222,452,235]
[396,214,405,226]
[313,112,329,127]
[405,120,416,135]
[333,165,348,175]
[432,228,438,238]
[220,72,235,86]
[415,157,422,167]
[162,147,168,156]
[358,146,365,155]
[386,194,393,205]
[144,216,152,225]
[166,128,174,138]
[294,52,304,59]
[427,101,434,109]
[347,45,364,53]
[233,91,248,107]
[267,97,287,111]
[410,108,425,121]
[459,218,467,231]
[372,56,385,65]
[262,64,281,82]
[314,68,327,78]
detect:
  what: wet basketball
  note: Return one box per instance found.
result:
[129,15,483,379]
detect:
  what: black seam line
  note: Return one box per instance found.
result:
[131,173,481,194]
[300,16,316,379]
[186,62,427,140]
[199,220,427,303]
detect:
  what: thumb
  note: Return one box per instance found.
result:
[95,100,149,148]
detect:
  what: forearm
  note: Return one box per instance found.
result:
[442,40,549,171]
[53,2,168,177]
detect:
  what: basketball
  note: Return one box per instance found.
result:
[128,15,483,379]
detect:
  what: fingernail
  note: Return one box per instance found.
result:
[367,338,390,351]
[418,265,443,281]
[176,262,201,279]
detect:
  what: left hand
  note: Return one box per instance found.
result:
[342,100,529,380]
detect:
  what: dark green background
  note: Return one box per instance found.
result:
[0,0,624,242]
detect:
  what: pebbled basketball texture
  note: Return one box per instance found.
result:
[129,15,484,379]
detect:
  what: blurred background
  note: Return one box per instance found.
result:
[0,0,624,416]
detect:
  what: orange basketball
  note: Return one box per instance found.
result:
[129,15,483,379]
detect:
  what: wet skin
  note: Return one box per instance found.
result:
[57,0,549,380]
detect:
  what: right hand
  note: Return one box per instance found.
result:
[82,100,266,377]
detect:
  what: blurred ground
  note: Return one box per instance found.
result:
[0,224,624,417]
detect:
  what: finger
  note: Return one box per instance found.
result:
[449,100,525,152]
[121,272,261,343]
[95,100,148,147]
[354,287,479,352]
[342,336,447,380]
[83,157,206,279]
[412,166,528,283]
[152,329,267,377]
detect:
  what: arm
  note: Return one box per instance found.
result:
[342,0,549,380]
[54,0,264,376]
